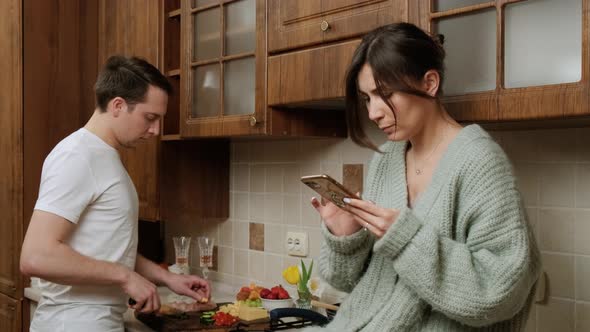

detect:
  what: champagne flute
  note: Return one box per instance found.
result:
[198,236,214,279]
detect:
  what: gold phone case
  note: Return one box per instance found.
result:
[301,174,358,208]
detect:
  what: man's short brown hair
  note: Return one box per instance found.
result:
[94,56,172,112]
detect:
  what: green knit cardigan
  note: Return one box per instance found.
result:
[307,125,541,331]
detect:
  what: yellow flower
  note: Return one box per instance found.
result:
[282,266,300,285]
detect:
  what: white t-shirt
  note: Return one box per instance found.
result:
[31,128,138,332]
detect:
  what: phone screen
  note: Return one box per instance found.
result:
[301,174,359,208]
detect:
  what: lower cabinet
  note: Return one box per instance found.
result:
[0,293,20,332]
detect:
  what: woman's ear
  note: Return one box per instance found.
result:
[422,70,440,97]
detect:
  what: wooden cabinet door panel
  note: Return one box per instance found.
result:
[98,0,161,221]
[268,0,404,53]
[268,39,360,105]
[0,0,22,299]
[0,294,20,332]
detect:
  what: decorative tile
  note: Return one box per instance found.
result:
[343,164,363,196]
[249,222,265,251]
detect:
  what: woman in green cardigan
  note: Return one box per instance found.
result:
[308,23,541,331]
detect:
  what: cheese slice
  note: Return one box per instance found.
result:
[238,306,269,321]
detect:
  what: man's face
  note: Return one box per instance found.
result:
[115,86,168,148]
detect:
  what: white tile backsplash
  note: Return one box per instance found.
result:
[538,208,575,252]
[169,126,590,332]
[540,164,576,207]
[575,164,590,208]
[542,253,574,298]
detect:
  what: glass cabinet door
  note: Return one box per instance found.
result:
[193,8,221,62]
[504,0,582,88]
[189,0,256,119]
[433,0,489,12]
[434,9,496,96]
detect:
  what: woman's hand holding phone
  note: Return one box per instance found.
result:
[310,195,363,236]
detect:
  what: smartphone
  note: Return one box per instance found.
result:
[301,174,360,208]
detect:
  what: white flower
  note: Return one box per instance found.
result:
[307,277,324,298]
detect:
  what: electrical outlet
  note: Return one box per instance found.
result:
[286,231,308,257]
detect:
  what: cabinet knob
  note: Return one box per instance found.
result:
[8,305,15,311]
[320,20,330,32]
[249,116,258,127]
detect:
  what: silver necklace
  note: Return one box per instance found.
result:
[410,125,448,175]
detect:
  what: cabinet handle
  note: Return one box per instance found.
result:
[8,305,15,311]
[249,116,258,127]
[320,20,330,32]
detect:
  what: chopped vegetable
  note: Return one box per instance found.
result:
[213,311,239,327]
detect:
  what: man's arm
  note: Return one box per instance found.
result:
[135,254,211,302]
[20,210,160,312]
[135,254,169,285]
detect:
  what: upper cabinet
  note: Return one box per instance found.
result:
[268,0,402,53]
[266,0,406,114]
[162,0,266,137]
[162,0,348,138]
[414,0,589,122]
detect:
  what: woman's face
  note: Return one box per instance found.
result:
[357,64,431,141]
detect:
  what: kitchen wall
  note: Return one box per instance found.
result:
[164,122,590,332]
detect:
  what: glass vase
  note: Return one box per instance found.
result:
[296,289,312,310]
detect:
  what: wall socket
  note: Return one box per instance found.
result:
[286,231,308,257]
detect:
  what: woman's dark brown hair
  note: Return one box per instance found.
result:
[345,22,446,151]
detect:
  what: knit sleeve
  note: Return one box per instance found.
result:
[373,141,541,327]
[318,223,374,292]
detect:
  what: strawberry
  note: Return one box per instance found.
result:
[240,286,251,293]
[260,288,271,299]
[271,286,281,295]
[277,288,290,299]
[266,292,277,299]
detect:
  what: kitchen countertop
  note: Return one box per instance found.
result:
[25,282,238,332]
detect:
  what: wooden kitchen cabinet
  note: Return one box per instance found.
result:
[160,0,348,138]
[0,0,23,302]
[268,0,403,53]
[266,0,407,110]
[0,294,20,332]
[413,0,590,123]
[2,1,98,331]
[98,0,162,221]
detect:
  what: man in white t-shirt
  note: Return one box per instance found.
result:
[20,56,210,332]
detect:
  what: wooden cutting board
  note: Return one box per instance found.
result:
[135,306,270,332]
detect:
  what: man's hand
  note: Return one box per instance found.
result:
[165,273,211,302]
[122,271,160,313]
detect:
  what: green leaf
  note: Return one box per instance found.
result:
[301,259,308,281]
[308,260,313,280]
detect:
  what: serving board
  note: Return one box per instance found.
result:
[134,304,270,332]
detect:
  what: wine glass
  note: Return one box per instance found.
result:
[173,236,191,274]
[198,236,214,279]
